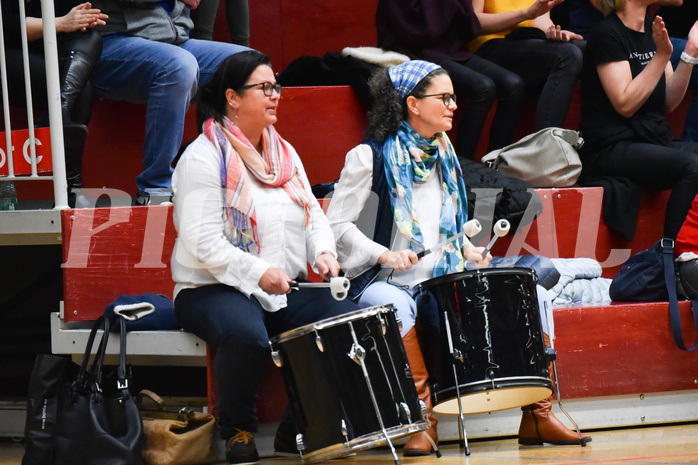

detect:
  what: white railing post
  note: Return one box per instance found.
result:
[0,5,14,178]
[18,0,37,177]
[41,0,68,209]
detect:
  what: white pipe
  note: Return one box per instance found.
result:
[17,0,37,177]
[40,0,68,209]
[0,6,14,177]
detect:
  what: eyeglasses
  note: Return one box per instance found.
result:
[240,81,282,97]
[420,92,457,106]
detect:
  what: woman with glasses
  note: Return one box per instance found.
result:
[326,60,491,456]
[326,60,590,456]
[170,50,357,465]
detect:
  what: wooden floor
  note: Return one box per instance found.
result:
[2,422,698,465]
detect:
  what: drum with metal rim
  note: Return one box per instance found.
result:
[269,305,428,463]
[417,267,553,415]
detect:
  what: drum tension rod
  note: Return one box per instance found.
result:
[443,310,471,456]
[347,322,403,465]
[545,301,587,447]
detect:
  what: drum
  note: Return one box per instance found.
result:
[269,305,428,463]
[418,267,553,415]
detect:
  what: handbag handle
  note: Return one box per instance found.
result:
[76,316,130,393]
[74,316,110,391]
[116,316,129,391]
[662,238,698,351]
[94,316,130,392]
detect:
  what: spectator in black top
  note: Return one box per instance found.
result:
[580,0,698,238]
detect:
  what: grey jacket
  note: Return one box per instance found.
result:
[93,0,193,44]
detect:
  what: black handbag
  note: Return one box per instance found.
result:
[52,315,145,465]
[610,238,698,351]
[21,354,78,465]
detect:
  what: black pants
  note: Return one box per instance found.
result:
[174,283,358,439]
[476,37,583,131]
[5,28,102,125]
[440,55,525,160]
[585,140,698,238]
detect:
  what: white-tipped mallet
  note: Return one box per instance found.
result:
[288,276,351,301]
[416,219,482,259]
[463,218,483,238]
[481,219,511,259]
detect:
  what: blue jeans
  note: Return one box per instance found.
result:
[670,37,698,142]
[174,283,358,439]
[358,281,417,337]
[91,36,250,194]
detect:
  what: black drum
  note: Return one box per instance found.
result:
[417,267,553,415]
[269,305,428,463]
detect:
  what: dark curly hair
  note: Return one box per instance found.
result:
[364,67,448,142]
[196,50,272,131]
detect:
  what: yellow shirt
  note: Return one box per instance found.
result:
[469,0,534,52]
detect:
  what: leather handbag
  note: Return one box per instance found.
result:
[52,315,145,465]
[138,390,218,465]
[21,354,78,465]
[481,127,583,188]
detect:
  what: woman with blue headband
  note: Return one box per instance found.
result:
[326,60,590,455]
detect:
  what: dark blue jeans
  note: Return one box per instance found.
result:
[440,55,525,160]
[476,37,583,130]
[174,283,358,439]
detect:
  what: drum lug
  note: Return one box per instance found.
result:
[315,330,325,352]
[419,400,428,421]
[398,402,411,422]
[379,315,387,335]
[348,343,366,365]
[452,348,464,363]
[295,433,306,456]
[396,318,402,334]
[545,346,556,363]
[271,350,283,368]
[341,419,350,444]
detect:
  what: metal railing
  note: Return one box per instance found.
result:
[0,0,68,209]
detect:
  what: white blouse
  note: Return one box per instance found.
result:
[326,143,447,291]
[170,133,337,311]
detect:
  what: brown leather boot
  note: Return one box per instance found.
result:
[518,399,591,445]
[402,327,438,456]
[519,332,591,446]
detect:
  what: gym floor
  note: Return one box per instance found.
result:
[2,422,698,465]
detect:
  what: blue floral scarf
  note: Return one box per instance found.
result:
[382,121,469,277]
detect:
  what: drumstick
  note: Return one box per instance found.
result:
[481,219,510,259]
[416,219,482,259]
[288,276,351,301]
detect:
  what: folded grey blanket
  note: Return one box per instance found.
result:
[550,258,612,305]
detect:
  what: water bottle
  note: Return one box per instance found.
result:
[0,181,18,211]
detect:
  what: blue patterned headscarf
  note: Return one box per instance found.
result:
[388,60,441,100]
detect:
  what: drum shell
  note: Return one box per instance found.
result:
[269,305,426,460]
[418,267,552,413]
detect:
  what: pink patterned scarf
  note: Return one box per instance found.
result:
[203,117,310,247]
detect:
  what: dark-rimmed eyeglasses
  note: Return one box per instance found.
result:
[420,92,457,106]
[240,81,282,97]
